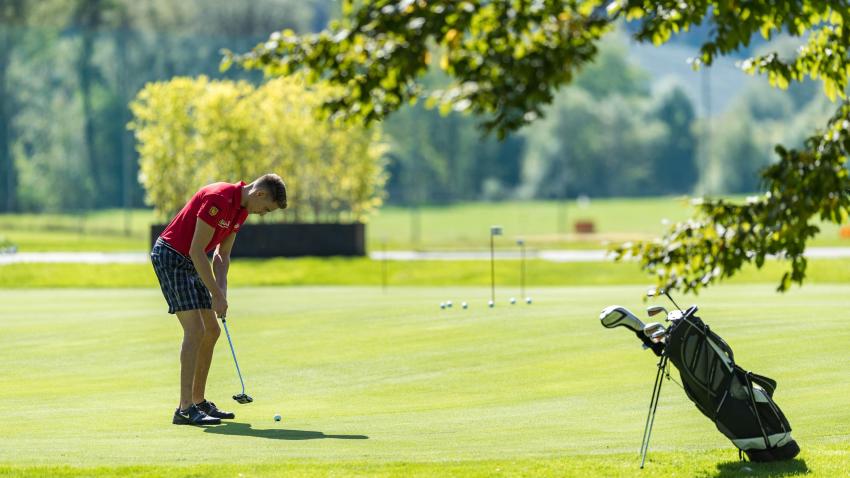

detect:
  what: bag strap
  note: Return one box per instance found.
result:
[747,371,778,397]
[743,371,772,450]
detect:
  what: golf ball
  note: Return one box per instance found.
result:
[447,300,453,308]
[526,297,533,304]
[440,302,446,309]
[462,302,468,309]
[510,297,516,304]
[488,300,494,308]
[274,414,281,422]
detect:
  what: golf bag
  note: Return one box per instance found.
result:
[641,306,799,462]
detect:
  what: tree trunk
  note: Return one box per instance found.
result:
[116,13,133,234]
[0,8,22,212]
[0,38,13,212]
[76,0,103,209]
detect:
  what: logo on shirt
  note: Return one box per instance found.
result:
[217,219,230,229]
[208,206,219,217]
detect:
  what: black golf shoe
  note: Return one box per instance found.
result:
[196,400,235,420]
[172,404,221,425]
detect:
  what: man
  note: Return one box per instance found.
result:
[151,174,287,425]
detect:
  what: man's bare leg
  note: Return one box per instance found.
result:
[192,309,221,404]
[175,309,205,410]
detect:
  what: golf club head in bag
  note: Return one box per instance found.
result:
[643,322,667,343]
[599,305,645,332]
[646,305,668,318]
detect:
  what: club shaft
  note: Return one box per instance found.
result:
[221,319,246,394]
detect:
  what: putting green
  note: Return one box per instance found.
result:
[1,285,847,476]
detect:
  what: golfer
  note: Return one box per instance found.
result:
[151,174,287,425]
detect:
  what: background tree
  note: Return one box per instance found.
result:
[650,87,697,194]
[519,32,695,200]
[2,0,334,214]
[0,0,28,212]
[233,0,850,293]
[130,76,387,223]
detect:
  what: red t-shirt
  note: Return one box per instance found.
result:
[159,182,249,255]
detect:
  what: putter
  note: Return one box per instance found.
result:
[220,315,253,404]
[599,305,645,332]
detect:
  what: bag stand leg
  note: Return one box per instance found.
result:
[640,355,668,469]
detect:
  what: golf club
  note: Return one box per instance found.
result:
[642,322,665,338]
[646,305,668,318]
[220,315,253,404]
[599,305,645,332]
[643,322,667,344]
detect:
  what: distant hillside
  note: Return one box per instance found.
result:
[628,40,755,118]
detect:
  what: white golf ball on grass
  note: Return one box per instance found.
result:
[274,414,281,422]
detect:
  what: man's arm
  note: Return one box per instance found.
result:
[189,218,227,317]
[213,232,236,299]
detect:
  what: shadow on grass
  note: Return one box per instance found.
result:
[203,422,368,440]
[711,459,808,477]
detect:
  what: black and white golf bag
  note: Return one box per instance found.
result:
[659,307,799,462]
[599,302,800,463]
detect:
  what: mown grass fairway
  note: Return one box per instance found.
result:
[2,197,848,252]
[4,258,850,290]
[1,285,847,477]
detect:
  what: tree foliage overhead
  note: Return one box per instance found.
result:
[229,0,611,138]
[235,0,850,294]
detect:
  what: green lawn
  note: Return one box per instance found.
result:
[1,285,847,476]
[2,197,848,252]
[0,230,147,252]
[0,209,150,252]
[3,257,850,289]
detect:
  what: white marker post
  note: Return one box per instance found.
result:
[490,226,503,307]
[517,238,526,302]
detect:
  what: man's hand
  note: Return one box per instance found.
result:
[212,291,228,318]
[189,218,231,318]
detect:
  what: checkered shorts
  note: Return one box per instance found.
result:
[150,238,212,314]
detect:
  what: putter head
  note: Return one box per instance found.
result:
[233,393,253,404]
[599,305,645,332]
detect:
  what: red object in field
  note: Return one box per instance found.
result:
[840,225,850,239]
[574,220,596,234]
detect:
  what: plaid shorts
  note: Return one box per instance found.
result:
[150,238,212,314]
